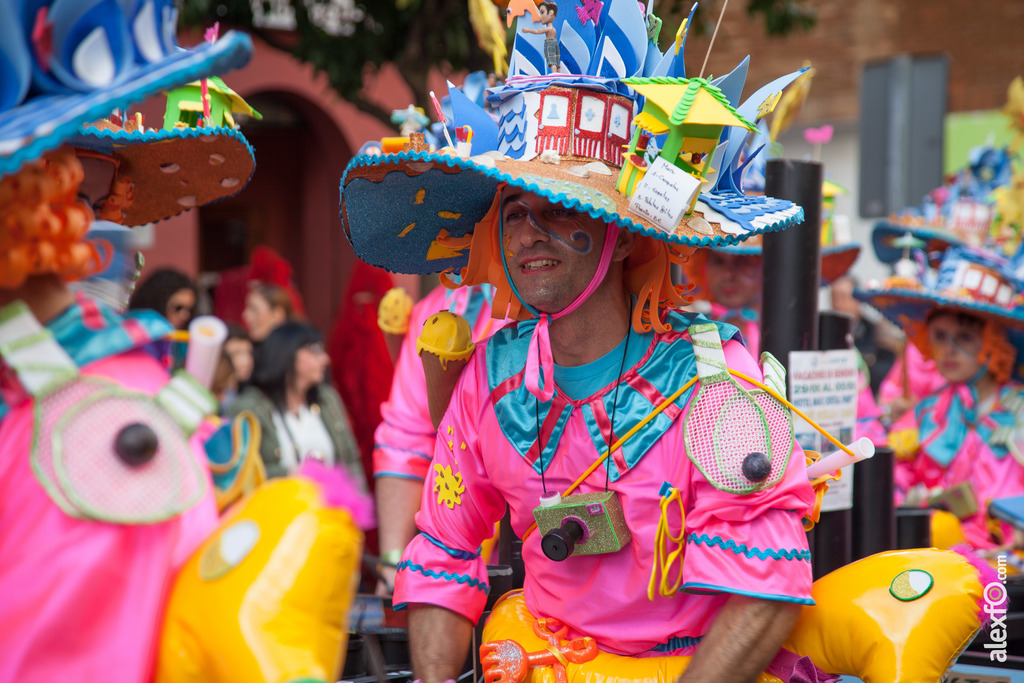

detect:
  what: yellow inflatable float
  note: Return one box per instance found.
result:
[157,461,371,683]
[481,547,995,683]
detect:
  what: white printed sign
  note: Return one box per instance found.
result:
[788,350,859,512]
[627,157,701,233]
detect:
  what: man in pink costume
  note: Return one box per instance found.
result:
[374,283,502,591]
[339,18,827,676]
[392,190,815,682]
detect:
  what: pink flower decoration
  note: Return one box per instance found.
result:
[803,125,834,146]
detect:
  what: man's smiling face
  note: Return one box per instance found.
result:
[501,190,609,315]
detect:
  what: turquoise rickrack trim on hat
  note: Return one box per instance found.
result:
[686,533,812,562]
[339,150,806,275]
[73,124,255,159]
[855,286,1024,330]
[395,560,489,593]
[0,32,253,178]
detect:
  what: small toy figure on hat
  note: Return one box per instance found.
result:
[856,245,1024,550]
[520,1,561,73]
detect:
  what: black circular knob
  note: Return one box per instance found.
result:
[742,451,772,482]
[541,519,585,561]
[115,423,159,466]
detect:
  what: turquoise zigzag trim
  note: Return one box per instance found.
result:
[419,532,481,560]
[651,635,703,652]
[687,534,811,562]
[340,150,804,249]
[397,560,489,593]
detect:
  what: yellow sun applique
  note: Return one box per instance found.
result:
[433,463,466,509]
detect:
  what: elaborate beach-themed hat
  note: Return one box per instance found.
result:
[339,0,808,278]
[0,0,252,179]
[855,245,1024,381]
[681,234,860,297]
[872,143,1014,265]
[68,73,260,226]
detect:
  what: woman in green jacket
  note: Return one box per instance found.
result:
[231,321,366,488]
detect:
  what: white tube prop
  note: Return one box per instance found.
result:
[184,315,228,390]
[806,437,875,480]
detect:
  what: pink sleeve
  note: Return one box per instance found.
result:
[681,339,815,604]
[856,383,888,448]
[372,296,446,482]
[879,345,946,405]
[392,356,506,623]
[877,355,905,405]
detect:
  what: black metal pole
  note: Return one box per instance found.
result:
[762,159,824,576]
[852,447,896,559]
[813,311,854,578]
[761,159,823,366]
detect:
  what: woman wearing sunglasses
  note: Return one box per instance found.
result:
[128,268,197,330]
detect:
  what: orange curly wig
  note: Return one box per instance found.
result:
[0,148,108,290]
[438,187,695,334]
[902,310,1017,384]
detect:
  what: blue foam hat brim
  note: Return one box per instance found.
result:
[872,220,963,265]
[339,150,804,276]
[0,30,252,179]
[69,124,255,226]
[853,285,1024,383]
[685,241,860,296]
[717,241,860,283]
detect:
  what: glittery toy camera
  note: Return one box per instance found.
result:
[532,491,632,561]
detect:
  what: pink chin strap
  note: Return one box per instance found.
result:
[524,222,621,402]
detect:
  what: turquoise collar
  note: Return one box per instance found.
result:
[486,311,739,481]
[0,294,172,420]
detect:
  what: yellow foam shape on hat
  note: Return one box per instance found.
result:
[417,310,475,364]
[156,477,363,683]
[378,287,414,335]
[782,548,983,683]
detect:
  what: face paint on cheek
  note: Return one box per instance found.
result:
[521,203,594,254]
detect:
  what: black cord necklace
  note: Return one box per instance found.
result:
[535,297,634,494]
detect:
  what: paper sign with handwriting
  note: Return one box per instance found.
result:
[627,157,701,233]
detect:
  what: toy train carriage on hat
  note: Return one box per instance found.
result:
[340,0,810,290]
